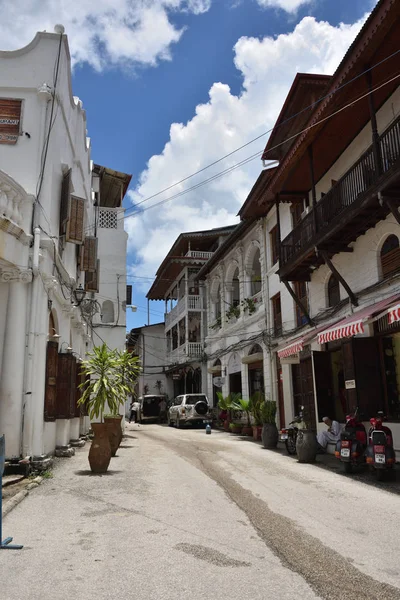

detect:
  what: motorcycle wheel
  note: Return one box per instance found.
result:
[376,469,386,482]
[344,462,353,474]
[285,436,297,455]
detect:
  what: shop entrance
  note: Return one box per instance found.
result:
[229,372,242,395]
[292,357,316,429]
[313,350,345,422]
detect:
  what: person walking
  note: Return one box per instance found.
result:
[129,399,141,424]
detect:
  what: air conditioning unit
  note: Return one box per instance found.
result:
[301,206,312,219]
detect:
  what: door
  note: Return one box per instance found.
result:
[56,354,77,419]
[353,337,383,418]
[312,351,334,421]
[44,342,59,422]
[292,358,316,429]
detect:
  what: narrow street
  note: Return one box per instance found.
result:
[2,425,400,600]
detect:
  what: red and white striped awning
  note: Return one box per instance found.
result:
[317,294,400,345]
[389,303,400,324]
[278,340,304,359]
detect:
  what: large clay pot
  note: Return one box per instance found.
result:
[223,420,230,431]
[252,425,262,441]
[262,423,279,449]
[241,425,253,436]
[104,416,122,457]
[89,423,111,473]
[296,429,317,463]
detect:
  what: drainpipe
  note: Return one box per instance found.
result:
[262,218,275,405]
[21,227,41,457]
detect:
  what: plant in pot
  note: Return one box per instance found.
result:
[229,397,253,436]
[217,392,240,431]
[249,392,264,441]
[104,349,141,456]
[261,399,279,449]
[229,422,243,434]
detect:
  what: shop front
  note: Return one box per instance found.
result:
[228,353,242,396]
[242,344,264,398]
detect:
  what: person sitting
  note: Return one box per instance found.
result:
[317,416,341,451]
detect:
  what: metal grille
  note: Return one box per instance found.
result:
[98,209,117,229]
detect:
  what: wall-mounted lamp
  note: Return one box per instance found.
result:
[60,342,73,353]
[73,284,86,306]
[49,328,60,339]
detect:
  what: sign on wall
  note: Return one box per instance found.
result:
[228,353,242,374]
[213,377,225,388]
[280,353,300,365]
[0,99,22,145]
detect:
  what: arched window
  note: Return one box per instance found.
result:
[381,235,400,278]
[251,248,262,296]
[327,275,340,307]
[101,300,115,323]
[214,283,221,319]
[232,267,240,307]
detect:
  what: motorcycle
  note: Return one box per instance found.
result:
[365,412,396,481]
[335,409,367,474]
[279,406,307,455]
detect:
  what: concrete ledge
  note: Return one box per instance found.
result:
[2,477,43,518]
[31,457,53,471]
[70,438,86,448]
[55,445,75,458]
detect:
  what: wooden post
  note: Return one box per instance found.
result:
[275,194,282,267]
[366,68,382,176]
[308,145,318,233]
[282,279,312,326]
[318,248,358,306]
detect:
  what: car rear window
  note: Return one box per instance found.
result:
[186,395,208,405]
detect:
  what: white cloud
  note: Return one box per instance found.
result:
[126,14,368,290]
[255,0,311,13]
[0,0,211,70]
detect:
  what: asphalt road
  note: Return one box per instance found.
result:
[2,424,400,600]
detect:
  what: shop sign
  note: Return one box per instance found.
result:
[228,353,242,374]
[213,376,225,388]
[280,353,300,365]
[0,98,22,145]
[172,373,180,380]
[345,379,356,390]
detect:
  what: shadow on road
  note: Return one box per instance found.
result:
[74,470,124,477]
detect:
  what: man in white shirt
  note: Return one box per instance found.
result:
[129,400,141,424]
[317,416,341,450]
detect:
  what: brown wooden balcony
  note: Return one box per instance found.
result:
[279,115,400,281]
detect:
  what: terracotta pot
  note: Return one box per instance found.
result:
[296,429,317,463]
[241,425,253,436]
[104,416,122,457]
[89,423,111,473]
[230,425,243,434]
[262,423,279,449]
[252,425,263,441]
[223,420,230,431]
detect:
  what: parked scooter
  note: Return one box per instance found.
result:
[365,412,396,481]
[335,409,367,474]
[279,406,307,455]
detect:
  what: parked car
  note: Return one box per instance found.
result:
[139,395,167,422]
[167,394,210,428]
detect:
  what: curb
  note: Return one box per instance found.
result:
[2,476,43,518]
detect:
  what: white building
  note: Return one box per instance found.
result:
[0,28,130,466]
[127,323,169,399]
[146,227,235,399]
[206,0,400,455]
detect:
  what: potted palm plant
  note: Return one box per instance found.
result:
[249,392,264,441]
[229,397,253,436]
[261,399,279,449]
[78,344,140,472]
[104,349,141,456]
[216,391,237,431]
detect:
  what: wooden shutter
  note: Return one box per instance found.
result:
[85,259,100,292]
[126,285,132,305]
[66,195,85,244]
[60,169,72,236]
[81,236,98,272]
[0,98,22,145]
[272,293,282,336]
[381,247,400,278]
[56,354,77,419]
[44,342,59,422]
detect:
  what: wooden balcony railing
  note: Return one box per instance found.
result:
[280,115,400,269]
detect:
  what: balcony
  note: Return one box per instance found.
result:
[165,295,202,329]
[98,207,125,230]
[168,342,204,363]
[279,115,400,281]
[185,250,213,260]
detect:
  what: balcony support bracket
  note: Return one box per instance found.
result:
[378,192,400,225]
[281,279,313,327]
[318,248,358,306]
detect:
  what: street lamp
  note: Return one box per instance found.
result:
[74,284,86,306]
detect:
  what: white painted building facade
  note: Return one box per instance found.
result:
[127,323,169,400]
[0,29,129,464]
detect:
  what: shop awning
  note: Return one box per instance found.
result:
[389,303,400,324]
[277,322,340,359]
[317,294,400,344]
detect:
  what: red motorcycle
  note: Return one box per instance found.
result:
[365,412,396,481]
[335,409,367,474]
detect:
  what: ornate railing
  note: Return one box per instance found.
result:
[187,342,204,357]
[165,295,203,328]
[186,250,213,260]
[280,115,400,268]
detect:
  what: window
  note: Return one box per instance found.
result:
[270,226,279,265]
[294,281,308,327]
[327,275,340,307]
[272,293,282,336]
[232,267,240,307]
[250,248,262,296]
[380,235,400,279]
[291,202,304,227]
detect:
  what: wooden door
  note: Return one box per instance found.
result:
[292,358,316,429]
[353,337,383,419]
[44,342,59,422]
[313,351,334,421]
[56,354,77,419]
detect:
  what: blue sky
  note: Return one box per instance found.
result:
[1,0,374,330]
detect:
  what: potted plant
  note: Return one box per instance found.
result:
[230,397,253,436]
[229,422,243,434]
[217,392,240,431]
[249,392,264,440]
[261,399,279,449]
[104,349,140,456]
[78,344,140,472]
